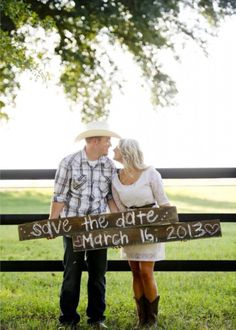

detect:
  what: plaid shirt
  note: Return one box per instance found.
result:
[53,149,116,217]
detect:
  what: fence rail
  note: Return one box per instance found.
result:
[1,213,235,225]
[1,167,236,179]
[1,260,235,272]
[1,168,235,272]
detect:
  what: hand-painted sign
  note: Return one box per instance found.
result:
[72,219,221,251]
[18,206,221,251]
[18,206,178,241]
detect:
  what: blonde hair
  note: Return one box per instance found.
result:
[118,138,147,170]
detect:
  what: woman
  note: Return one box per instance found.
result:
[112,138,170,329]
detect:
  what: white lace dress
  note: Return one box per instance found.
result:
[112,166,169,261]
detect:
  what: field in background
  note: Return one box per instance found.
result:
[1,179,236,214]
[0,180,235,329]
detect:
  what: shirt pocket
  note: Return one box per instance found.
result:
[72,175,87,191]
[99,175,111,194]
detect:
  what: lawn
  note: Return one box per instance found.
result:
[0,180,235,329]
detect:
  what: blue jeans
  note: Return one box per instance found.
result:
[59,236,107,325]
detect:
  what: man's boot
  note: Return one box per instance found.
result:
[145,296,160,328]
[134,295,147,329]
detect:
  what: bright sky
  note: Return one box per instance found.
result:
[0,16,236,169]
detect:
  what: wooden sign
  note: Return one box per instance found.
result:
[18,206,178,241]
[72,220,221,251]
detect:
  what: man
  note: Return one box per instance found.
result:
[49,121,120,329]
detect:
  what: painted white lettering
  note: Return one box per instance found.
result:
[98,216,108,229]
[140,228,145,242]
[112,234,121,245]
[83,233,95,248]
[126,212,135,225]
[177,225,187,239]
[81,215,108,231]
[94,234,103,246]
[73,235,84,248]
[81,216,90,231]
[42,222,53,237]
[146,210,158,223]
[90,216,100,230]
[192,222,206,238]
[116,213,125,228]
[50,220,61,234]
[167,226,177,240]
[139,228,155,242]
[62,219,72,233]
[103,233,113,245]
[204,223,220,236]
[187,224,193,238]
[135,211,147,225]
[119,231,129,245]
[30,224,43,237]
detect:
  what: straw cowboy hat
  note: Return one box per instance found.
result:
[75,120,121,142]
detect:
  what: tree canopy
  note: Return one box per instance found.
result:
[1,0,235,122]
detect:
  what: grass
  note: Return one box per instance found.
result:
[0,272,235,329]
[0,181,236,329]
[0,188,53,214]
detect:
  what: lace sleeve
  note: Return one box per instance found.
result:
[149,167,169,206]
[111,184,127,212]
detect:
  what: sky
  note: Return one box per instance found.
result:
[0,16,236,170]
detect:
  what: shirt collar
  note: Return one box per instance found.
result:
[81,148,106,165]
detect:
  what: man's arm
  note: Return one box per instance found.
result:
[49,201,65,220]
[47,201,65,239]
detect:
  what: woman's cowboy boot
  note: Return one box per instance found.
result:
[145,296,160,328]
[134,295,147,329]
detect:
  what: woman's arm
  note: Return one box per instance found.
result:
[150,167,170,206]
[107,198,119,213]
[111,185,127,212]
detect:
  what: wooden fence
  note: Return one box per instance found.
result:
[1,168,235,272]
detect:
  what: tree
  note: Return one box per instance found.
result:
[0,0,235,122]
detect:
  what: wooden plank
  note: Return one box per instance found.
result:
[18,206,178,241]
[72,220,221,251]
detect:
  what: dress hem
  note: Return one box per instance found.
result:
[121,257,165,262]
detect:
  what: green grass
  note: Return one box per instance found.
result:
[0,272,235,329]
[166,184,236,213]
[1,181,236,214]
[107,270,236,329]
[0,188,53,214]
[0,182,236,329]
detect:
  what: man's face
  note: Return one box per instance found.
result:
[96,137,111,156]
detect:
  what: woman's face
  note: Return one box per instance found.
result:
[113,145,123,163]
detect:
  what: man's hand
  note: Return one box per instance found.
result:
[47,201,65,239]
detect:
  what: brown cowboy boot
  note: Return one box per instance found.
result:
[134,295,147,329]
[145,296,160,328]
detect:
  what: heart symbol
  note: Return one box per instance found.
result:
[204,224,220,236]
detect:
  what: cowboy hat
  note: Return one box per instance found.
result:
[75,120,121,142]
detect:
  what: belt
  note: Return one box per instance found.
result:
[128,203,156,209]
